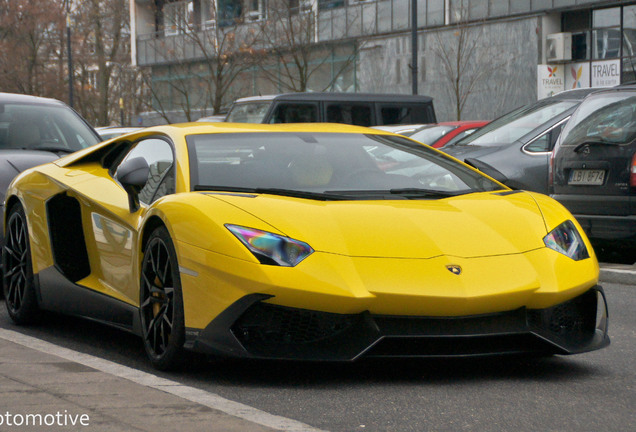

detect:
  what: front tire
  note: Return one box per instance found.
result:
[3,203,39,324]
[139,226,185,371]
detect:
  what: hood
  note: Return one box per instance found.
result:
[0,150,61,199]
[210,191,548,258]
[0,150,61,172]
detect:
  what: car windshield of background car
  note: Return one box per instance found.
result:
[225,102,271,123]
[559,93,636,147]
[186,132,503,200]
[444,128,480,146]
[455,100,578,147]
[407,125,456,145]
[0,102,100,151]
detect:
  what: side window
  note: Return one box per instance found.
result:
[525,123,564,153]
[269,103,318,123]
[325,103,372,126]
[379,104,434,125]
[115,138,175,205]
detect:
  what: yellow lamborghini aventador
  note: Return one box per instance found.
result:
[2,123,609,370]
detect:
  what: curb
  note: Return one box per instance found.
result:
[599,263,636,286]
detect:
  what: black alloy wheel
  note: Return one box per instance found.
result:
[139,226,185,370]
[3,204,39,324]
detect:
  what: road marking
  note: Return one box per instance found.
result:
[602,267,636,274]
[0,328,327,432]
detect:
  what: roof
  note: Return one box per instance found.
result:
[550,87,601,101]
[0,92,66,106]
[233,92,434,104]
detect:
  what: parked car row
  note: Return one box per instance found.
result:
[440,88,598,194]
[1,86,631,370]
[2,89,633,253]
[374,121,489,149]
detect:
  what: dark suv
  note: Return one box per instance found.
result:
[550,86,636,248]
[224,93,436,126]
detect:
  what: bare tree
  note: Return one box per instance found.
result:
[0,0,66,98]
[71,0,132,126]
[183,13,261,115]
[137,1,261,122]
[256,0,356,93]
[432,2,506,120]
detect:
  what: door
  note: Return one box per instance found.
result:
[72,137,176,305]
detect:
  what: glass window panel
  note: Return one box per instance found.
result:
[624,5,636,29]
[563,10,590,32]
[270,103,319,123]
[531,0,552,12]
[489,0,508,17]
[117,139,175,204]
[510,0,530,14]
[427,0,444,26]
[622,57,636,83]
[318,0,344,11]
[623,6,636,58]
[593,7,620,28]
[469,0,488,20]
[325,103,372,126]
[186,132,503,194]
[593,28,621,59]
[572,31,590,61]
[448,0,468,23]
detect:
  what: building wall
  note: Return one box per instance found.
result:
[357,17,540,121]
[132,0,633,124]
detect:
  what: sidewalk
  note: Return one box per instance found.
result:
[0,330,320,432]
[599,262,636,286]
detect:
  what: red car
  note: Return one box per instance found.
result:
[405,121,489,148]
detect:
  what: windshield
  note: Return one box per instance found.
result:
[0,101,100,151]
[225,102,272,123]
[559,92,636,147]
[187,132,503,200]
[408,125,456,145]
[456,100,578,147]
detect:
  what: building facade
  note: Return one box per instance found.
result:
[130,0,636,124]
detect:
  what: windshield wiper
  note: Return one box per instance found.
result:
[388,188,460,198]
[193,185,349,201]
[17,146,75,154]
[573,140,621,153]
[325,188,460,199]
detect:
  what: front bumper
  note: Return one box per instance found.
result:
[185,286,609,360]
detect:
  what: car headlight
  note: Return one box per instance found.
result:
[543,220,589,261]
[226,224,314,267]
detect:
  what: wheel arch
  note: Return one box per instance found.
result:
[140,215,168,255]
[4,195,23,224]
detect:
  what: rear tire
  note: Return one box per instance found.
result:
[139,226,185,371]
[3,203,39,324]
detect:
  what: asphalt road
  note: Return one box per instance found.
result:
[0,280,634,432]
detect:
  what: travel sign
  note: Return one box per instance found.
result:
[591,59,620,87]
[539,59,621,99]
[538,65,565,99]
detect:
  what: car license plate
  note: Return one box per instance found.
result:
[568,169,605,185]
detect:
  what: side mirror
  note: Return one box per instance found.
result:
[115,157,149,212]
